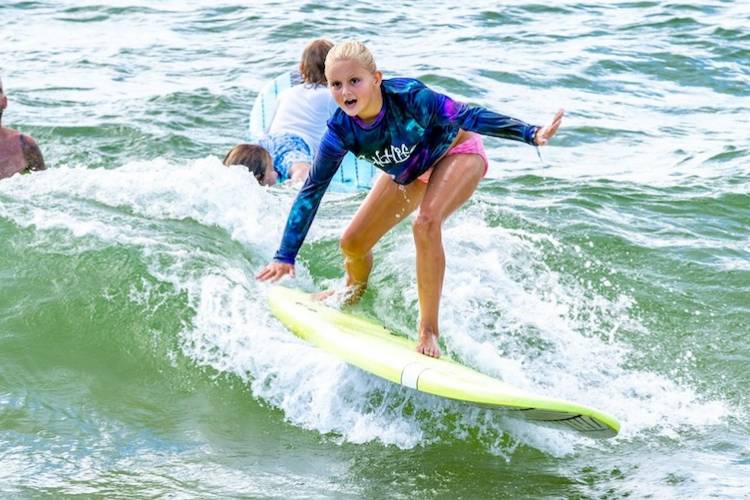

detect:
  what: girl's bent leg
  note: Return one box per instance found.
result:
[413,154,484,357]
[333,173,426,301]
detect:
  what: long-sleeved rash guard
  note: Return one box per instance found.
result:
[274,77,539,264]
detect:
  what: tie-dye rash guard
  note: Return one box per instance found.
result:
[274,78,539,264]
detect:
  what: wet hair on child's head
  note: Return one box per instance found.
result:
[223,144,273,184]
[300,38,334,85]
[325,40,377,75]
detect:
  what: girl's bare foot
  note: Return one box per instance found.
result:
[311,289,336,301]
[311,283,367,306]
[416,329,441,358]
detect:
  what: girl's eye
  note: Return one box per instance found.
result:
[331,82,341,89]
[350,78,360,85]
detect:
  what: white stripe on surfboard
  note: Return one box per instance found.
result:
[400,362,428,390]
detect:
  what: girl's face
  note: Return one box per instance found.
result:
[326,59,382,122]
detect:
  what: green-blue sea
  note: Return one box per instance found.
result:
[2,1,749,498]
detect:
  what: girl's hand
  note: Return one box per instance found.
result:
[256,261,295,282]
[534,108,565,146]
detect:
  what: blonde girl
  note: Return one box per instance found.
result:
[258,41,563,358]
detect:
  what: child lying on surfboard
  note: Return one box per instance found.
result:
[257,40,563,358]
[224,38,337,186]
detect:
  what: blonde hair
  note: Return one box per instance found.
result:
[300,39,333,85]
[325,40,377,74]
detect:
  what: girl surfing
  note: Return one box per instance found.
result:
[257,41,563,359]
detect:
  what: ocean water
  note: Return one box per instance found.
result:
[1,0,749,497]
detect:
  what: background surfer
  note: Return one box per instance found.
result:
[224,38,336,186]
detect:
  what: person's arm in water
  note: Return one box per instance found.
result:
[288,162,311,184]
[256,127,348,281]
[20,134,45,172]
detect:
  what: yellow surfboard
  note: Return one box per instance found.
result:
[269,286,620,438]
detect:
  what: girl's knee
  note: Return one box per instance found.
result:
[412,213,441,240]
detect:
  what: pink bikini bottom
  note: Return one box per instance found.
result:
[417,133,489,183]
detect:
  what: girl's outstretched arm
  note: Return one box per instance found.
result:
[409,80,564,147]
[256,127,347,282]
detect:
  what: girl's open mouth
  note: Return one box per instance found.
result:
[344,98,357,107]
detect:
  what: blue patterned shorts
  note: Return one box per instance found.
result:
[259,133,312,183]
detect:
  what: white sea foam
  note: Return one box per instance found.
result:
[0,158,731,456]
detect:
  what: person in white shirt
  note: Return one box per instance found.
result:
[224,39,336,185]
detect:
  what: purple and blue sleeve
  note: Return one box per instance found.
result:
[411,84,540,145]
[273,128,348,264]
